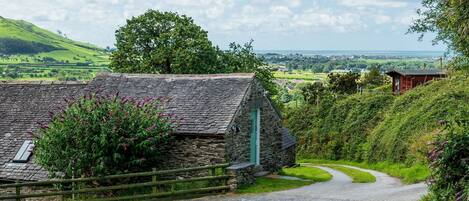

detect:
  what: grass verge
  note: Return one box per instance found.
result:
[299,159,429,184]
[320,164,375,183]
[237,166,332,194]
[279,166,332,182]
[236,177,314,194]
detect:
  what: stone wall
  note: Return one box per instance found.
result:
[225,80,283,173]
[226,162,255,191]
[281,145,297,167]
[157,135,226,170]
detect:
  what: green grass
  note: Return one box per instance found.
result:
[279,166,332,182]
[299,159,429,184]
[237,166,331,194]
[0,16,108,65]
[273,71,327,82]
[319,164,376,183]
[236,177,314,194]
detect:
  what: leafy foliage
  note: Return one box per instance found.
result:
[426,111,469,201]
[409,0,469,57]
[361,66,387,88]
[328,72,360,95]
[285,92,393,161]
[34,93,174,179]
[367,76,469,164]
[110,10,218,74]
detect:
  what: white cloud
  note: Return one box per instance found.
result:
[373,14,392,24]
[338,0,408,8]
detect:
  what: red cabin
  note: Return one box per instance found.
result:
[386,69,446,94]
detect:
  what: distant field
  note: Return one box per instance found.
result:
[274,71,328,82]
[0,64,110,81]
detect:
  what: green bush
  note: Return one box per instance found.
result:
[286,93,393,161]
[34,93,174,179]
[426,111,469,201]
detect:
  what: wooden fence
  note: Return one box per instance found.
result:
[0,163,230,201]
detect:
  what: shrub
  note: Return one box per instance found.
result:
[426,111,469,201]
[34,93,174,179]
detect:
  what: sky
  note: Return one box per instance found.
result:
[0,0,446,51]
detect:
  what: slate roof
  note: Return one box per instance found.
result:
[0,82,88,181]
[281,128,296,150]
[0,73,255,181]
[88,73,255,135]
[385,69,447,76]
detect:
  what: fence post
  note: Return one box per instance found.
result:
[15,180,20,201]
[72,174,76,200]
[152,168,157,195]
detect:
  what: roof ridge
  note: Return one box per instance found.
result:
[97,72,255,79]
[0,80,89,85]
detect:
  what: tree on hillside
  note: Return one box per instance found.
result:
[409,0,469,72]
[361,66,386,88]
[328,72,360,95]
[110,10,219,74]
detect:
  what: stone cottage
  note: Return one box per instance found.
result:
[0,73,296,182]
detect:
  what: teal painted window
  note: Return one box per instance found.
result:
[250,108,260,165]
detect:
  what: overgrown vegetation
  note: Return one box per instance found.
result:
[34,93,174,179]
[424,111,469,201]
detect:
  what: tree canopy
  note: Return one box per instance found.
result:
[409,0,469,57]
[110,10,219,74]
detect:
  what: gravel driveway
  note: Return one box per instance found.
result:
[190,165,427,201]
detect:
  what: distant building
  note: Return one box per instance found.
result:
[330,69,352,74]
[385,69,447,94]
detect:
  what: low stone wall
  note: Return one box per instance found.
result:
[226,162,255,191]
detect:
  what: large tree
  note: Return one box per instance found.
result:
[110,10,219,74]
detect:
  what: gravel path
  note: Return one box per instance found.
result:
[190,165,427,201]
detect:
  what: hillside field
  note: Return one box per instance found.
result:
[0,16,108,65]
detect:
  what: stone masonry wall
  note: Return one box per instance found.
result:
[157,135,226,170]
[225,80,283,172]
[281,145,297,167]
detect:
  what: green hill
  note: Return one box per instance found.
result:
[0,16,108,64]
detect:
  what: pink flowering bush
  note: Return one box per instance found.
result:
[426,110,469,201]
[34,92,174,179]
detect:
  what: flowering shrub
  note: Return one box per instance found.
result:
[426,111,469,201]
[34,93,174,179]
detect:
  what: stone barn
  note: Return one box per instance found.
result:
[0,73,296,182]
[386,69,446,94]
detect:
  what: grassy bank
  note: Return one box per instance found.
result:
[299,159,429,184]
[279,166,332,181]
